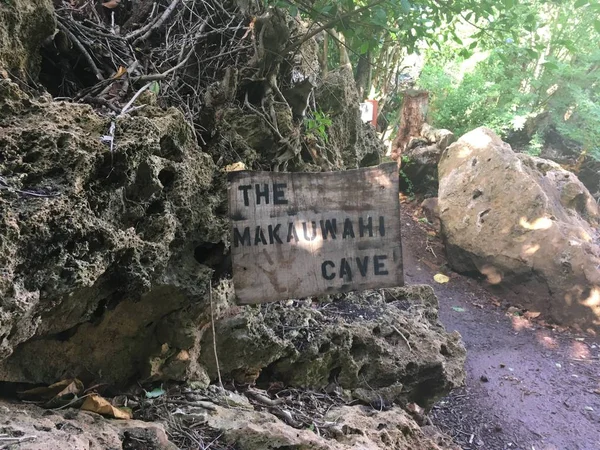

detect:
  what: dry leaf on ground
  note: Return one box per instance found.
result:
[81,394,132,419]
[434,273,450,283]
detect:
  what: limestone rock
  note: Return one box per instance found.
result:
[315,68,384,169]
[0,79,227,384]
[0,0,55,79]
[400,124,455,196]
[438,127,600,331]
[0,400,178,450]
[200,286,466,408]
[205,403,459,449]
[420,197,441,233]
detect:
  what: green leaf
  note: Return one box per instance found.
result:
[145,387,166,398]
[149,81,160,95]
[400,0,411,12]
[372,7,387,26]
[574,0,588,7]
[542,61,558,70]
[359,41,370,54]
[594,20,600,33]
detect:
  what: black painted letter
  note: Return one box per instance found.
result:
[238,185,251,206]
[321,260,335,280]
[273,183,288,204]
[356,256,369,276]
[233,227,251,247]
[268,224,283,244]
[319,219,337,240]
[342,218,355,239]
[379,216,385,237]
[339,258,353,281]
[374,254,388,275]
[359,216,373,237]
[255,183,270,205]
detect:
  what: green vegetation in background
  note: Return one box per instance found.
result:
[419,0,600,160]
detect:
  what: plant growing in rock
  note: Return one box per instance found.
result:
[304,110,332,143]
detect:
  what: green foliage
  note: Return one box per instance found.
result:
[304,110,332,143]
[399,166,414,198]
[526,132,544,156]
[419,0,600,161]
[418,47,537,137]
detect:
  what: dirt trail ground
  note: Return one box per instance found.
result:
[400,206,600,450]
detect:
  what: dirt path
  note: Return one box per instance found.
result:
[400,206,600,450]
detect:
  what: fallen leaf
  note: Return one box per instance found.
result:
[224,161,247,172]
[451,306,465,313]
[81,394,132,419]
[433,273,449,283]
[18,378,84,402]
[145,387,166,399]
[112,66,127,79]
[102,0,120,8]
[524,311,541,319]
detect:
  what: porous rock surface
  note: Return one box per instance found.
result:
[400,123,455,196]
[203,403,458,449]
[438,127,600,330]
[0,400,177,450]
[201,285,465,408]
[0,0,55,78]
[0,79,226,384]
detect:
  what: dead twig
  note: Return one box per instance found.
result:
[57,21,104,81]
[391,325,412,352]
[127,0,182,44]
[209,281,224,389]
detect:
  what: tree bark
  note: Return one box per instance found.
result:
[355,51,371,99]
[391,89,429,165]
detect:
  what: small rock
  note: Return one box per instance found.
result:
[480,375,489,382]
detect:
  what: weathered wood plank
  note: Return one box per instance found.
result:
[227,163,403,304]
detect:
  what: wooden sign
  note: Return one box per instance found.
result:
[227,163,403,304]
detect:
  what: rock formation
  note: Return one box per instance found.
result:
[0,0,466,447]
[399,123,455,196]
[438,127,600,331]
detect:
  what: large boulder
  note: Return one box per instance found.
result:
[201,285,466,409]
[438,127,600,331]
[0,79,226,384]
[400,123,455,195]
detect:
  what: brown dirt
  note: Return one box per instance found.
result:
[401,201,600,450]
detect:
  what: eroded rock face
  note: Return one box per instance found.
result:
[0,0,55,78]
[438,127,600,330]
[315,68,384,169]
[204,404,458,450]
[400,123,455,196]
[0,79,226,384]
[0,400,177,450]
[200,286,466,408]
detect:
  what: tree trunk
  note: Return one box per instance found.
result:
[355,51,371,99]
[391,89,429,164]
